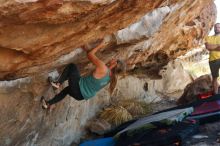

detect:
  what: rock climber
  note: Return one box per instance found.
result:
[42,40,126,109]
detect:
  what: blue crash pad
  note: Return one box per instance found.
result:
[80,137,115,146]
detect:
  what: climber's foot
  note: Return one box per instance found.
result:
[48,77,60,89]
[51,82,60,89]
[41,96,50,110]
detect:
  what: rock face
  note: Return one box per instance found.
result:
[177,74,212,105]
[153,59,193,99]
[0,0,216,80]
[0,0,174,80]
[0,75,112,146]
[0,0,217,146]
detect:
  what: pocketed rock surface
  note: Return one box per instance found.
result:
[0,0,217,145]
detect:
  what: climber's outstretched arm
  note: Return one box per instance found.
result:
[82,41,108,78]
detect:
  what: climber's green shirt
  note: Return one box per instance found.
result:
[79,70,110,99]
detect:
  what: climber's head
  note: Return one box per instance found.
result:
[107,59,126,73]
[107,59,117,69]
[108,59,126,95]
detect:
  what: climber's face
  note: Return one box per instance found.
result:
[214,23,220,34]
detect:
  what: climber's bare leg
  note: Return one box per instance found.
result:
[213,77,219,94]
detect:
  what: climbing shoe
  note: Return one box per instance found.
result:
[48,76,60,89]
[41,96,50,110]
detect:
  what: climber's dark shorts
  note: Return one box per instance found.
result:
[209,59,220,78]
